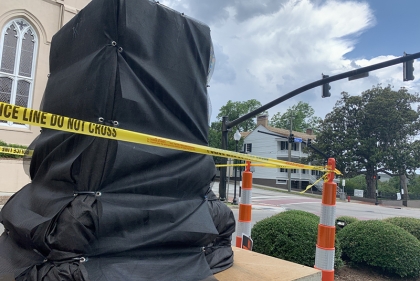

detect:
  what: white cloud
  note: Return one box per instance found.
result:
[159,0,419,123]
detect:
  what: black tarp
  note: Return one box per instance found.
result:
[0,0,234,280]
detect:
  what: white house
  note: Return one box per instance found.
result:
[242,115,323,190]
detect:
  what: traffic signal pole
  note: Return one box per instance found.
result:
[219,116,229,201]
[288,116,293,192]
[218,52,420,199]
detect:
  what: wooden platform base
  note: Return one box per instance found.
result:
[215,247,322,281]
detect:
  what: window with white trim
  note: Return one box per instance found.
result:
[0,18,37,127]
[276,179,287,185]
[244,143,252,153]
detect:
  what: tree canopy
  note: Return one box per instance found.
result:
[216,99,263,132]
[208,99,265,161]
[269,101,322,133]
[314,85,420,198]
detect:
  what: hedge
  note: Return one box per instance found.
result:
[335,216,358,233]
[0,140,27,159]
[337,219,420,278]
[251,210,343,269]
[383,217,420,241]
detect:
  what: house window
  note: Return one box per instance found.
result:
[280,168,298,173]
[244,143,252,153]
[311,170,320,176]
[279,141,287,150]
[276,179,287,185]
[0,18,37,127]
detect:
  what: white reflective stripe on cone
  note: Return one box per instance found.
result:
[236,221,252,238]
[240,189,252,204]
[319,205,336,227]
[315,246,335,271]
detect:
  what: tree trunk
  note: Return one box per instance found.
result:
[366,167,376,199]
[400,174,408,206]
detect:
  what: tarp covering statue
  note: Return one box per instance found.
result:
[0,0,235,280]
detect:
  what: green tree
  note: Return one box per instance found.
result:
[342,175,367,196]
[269,101,322,133]
[409,174,420,195]
[216,99,264,132]
[208,99,265,154]
[378,176,400,194]
[314,85,420,198]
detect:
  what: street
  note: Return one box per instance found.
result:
[213,181,420,239]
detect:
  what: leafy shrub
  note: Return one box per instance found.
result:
[337,220,420,278]
[0,140,27,159]
[335,216,358,232]
[384,217,420,241]
[343,175,366,196]
[251,210,343,269]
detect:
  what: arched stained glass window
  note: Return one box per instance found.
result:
[0,18,38,127]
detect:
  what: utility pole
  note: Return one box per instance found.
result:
[288,114,293,192]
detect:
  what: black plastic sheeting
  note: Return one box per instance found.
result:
[0,0,235,280]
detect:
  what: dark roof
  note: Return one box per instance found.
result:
[242,125,316,140]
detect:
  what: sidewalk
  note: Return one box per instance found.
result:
[0,192,14,206]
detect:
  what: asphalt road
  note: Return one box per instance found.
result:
[214,182,420,239]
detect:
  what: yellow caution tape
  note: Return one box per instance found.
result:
[216,163,278,168]
[299,174,328,194]
[216,164,341,176]
[0,146,26,156]
[0,102,341,174]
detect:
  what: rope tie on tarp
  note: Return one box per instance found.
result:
[110,40,123,53]
[73,191,102,197]
[98,117,119,127]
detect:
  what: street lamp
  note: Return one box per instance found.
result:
[233,130,241,205]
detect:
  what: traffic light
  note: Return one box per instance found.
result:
[403,52,415,81]
[307,138,312,146]
[373,175,376,180]
[288,134,294,143]
[322,74,331,98]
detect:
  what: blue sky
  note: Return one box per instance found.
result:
[347,0,420,59]
[160,0,420,123]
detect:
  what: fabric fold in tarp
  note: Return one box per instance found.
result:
[0,0,234,280]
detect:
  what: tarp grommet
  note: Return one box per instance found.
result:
[113,120,119,126]
[98,117,104,123]
[118,47,123,52]
[95,191,102,197]
[73,257,88,263]
[111,41,117,46]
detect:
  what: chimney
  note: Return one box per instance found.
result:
[257,115,269,127]
[306,128,313,135]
